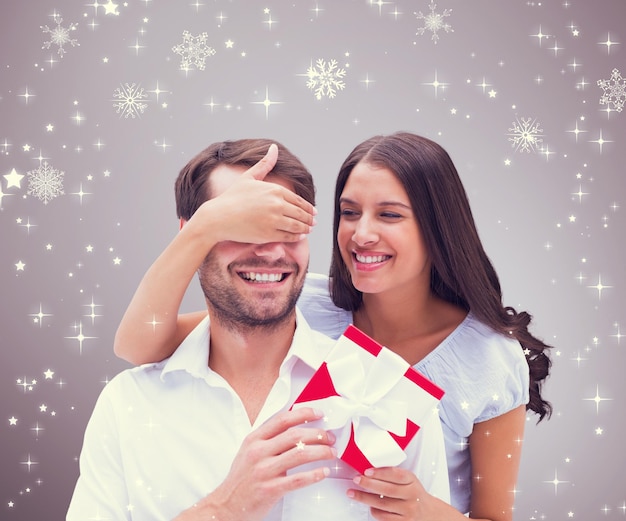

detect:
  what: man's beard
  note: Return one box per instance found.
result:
[198,252,306,333]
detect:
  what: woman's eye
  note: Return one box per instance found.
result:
[340,208,358,217]
[381,212,401,219]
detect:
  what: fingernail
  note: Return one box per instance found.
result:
[323,467,330,477]
[313,408,324,418]
[364,468,374,477]
[353,476,361,485]
[330,447,338,457]
[346,489,355,498]
[326,431,336,443]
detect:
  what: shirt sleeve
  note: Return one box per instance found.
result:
[66,381,131,520]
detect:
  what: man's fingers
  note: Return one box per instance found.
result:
[257,407,324,440]
[244,143,279,181]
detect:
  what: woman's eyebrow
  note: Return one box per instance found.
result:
[340,197,411,210]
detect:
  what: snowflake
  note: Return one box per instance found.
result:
[112,83,148,119]
[27,161,64,205]
[172,31,216,71]
[305,59,347,100]
[597,68,626,113]
[507,117,544,153]
[415,1,453,44]
[41,14,79,57]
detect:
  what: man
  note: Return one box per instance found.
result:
[67,139,449,520]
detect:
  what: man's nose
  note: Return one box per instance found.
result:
[253,242,287,260]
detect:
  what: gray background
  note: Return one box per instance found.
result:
[1,0,625,518]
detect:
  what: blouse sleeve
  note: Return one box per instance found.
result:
[475,334,530,423]
[417,315,530,437]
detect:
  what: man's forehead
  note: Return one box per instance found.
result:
[209,164,295,197]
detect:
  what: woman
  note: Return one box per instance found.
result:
[115,132,552,521]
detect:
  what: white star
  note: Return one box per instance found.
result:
[589,130,612,153]
[543,469,569,494]
[476,77,491,93]
[423,70,449,98]
[566,121,586,142]
[4,168,24,188]
[65,322,97,354]
[572,185,588,203]
[0,186,13,207]
[71,183,92,204]
[251,86,283,119]
[598,32,619,54]
[588,275,612,299]
[147,315,162,331]
[18,87,35,104]
[584,385,611,414]
[361,73,375,90]
[103,0,119,15]
[263,13,277,30]
[21,454,38,472]
[30,304,53,327]
[530,25,550,46]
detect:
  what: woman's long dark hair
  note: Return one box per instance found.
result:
[329,132,552,421]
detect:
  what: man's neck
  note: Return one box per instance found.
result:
[207,313,297,424]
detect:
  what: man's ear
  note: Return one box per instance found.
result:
[179,218,187,230]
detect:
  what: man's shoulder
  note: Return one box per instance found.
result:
[103,361,167,394]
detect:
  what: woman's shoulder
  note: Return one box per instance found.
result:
[444,313,528,365]
[418,313,530,429]
[298,273,352,340]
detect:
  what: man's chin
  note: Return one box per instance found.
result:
[212,306,295,332]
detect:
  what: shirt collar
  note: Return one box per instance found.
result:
[287,308,332,370]
[160,315,211,380]
[160,308,331,381]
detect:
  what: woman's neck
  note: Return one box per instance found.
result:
[354,290,466,365]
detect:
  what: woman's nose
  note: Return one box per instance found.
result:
[352,216,378,246]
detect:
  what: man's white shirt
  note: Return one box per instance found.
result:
[67,310,449,520]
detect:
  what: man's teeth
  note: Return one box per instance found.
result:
[355,253,390,264]
[240,272,285,282]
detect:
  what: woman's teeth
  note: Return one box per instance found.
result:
[355,254,389,264]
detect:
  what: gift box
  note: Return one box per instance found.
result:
[292,324,444,474]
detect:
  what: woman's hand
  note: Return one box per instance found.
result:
[184,143,317,246]
[348,467,461,521]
